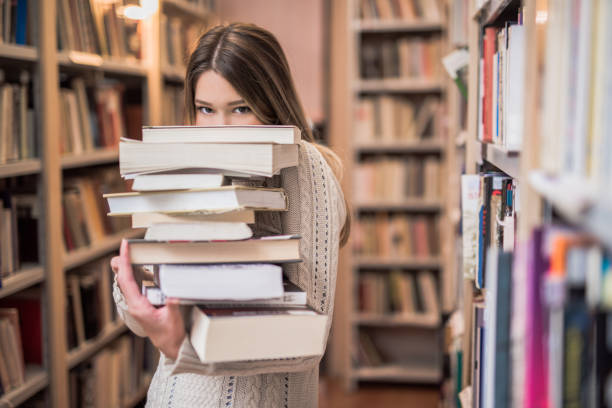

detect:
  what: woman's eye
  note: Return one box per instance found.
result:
[233,106,252,114]
[197,106,214,114]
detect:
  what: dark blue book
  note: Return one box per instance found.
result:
[494,252,512,408]
[14,0,27,45]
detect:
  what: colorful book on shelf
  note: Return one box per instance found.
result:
[190,306,328,363]
[141,125,301,144]
[127,235,301,265]
[104,186,287,216]
[119,138,299,178]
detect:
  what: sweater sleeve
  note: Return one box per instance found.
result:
[162,141,347,377]
[113,274,147,337]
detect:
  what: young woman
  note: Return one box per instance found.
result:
[111,23,349,407]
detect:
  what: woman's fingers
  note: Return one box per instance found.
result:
[110,256,120,274]
[117,239,151,312]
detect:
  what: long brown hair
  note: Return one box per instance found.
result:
[184,23,350,246]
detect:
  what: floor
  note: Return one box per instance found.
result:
[318,377,440,408]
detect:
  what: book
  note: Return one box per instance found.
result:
[131,172,226,191]
[143,279,307,307]
[131,209,255,228]
[104,186,287,216]
[141,125,301,144]
[119,139,299,177]
[190,306,328,363]
[156,263,283,300]
[127,235,301,265]
[144,221,253,241]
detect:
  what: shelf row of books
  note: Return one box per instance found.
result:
[476,13,525,150]
[354,95,441,143]
[162,84,185,125]
[0,0,37,46]
[0,189,37,283]
[57,0,141,61]
[62,170,131,253]
[359,270,439,317]
[65,258,116,351]
[354,156,441,202]
[0,75,36,163]
[359,0,443,23]
[70,334,156,408]
[106,125,329,363]
[60,79,136,156]
[353,214,439,258]
[161,13,204,74]
[361,36,442,80]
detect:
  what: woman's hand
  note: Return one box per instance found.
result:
[110,240,185,360]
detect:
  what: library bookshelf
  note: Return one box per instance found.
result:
[0,1,213,406]
[330,0,454,390]
[445,0,612,406]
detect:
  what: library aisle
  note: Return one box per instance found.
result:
[1,0,610,407]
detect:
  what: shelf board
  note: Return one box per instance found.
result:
[162,65,186,83]
[57,52,147,77]
[122,374,152,408]
[66,321,127,369]
[353,365,441,383]
[0,265,45,299]
[529,171,612,251]
[355,140,444,153]
[163,0,211,20]
[476,140,520,179]
[61,149,119,169]
[0,159,41,178]
[63,229,144,271]
[355,313,440,327]
[355,256,442,269]
[355,78,443,93]
[355,200,442,212]
[354,20,444,33]
[0,43,38,62]
[0,365,48,407]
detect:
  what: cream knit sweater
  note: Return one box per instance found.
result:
[113,141,347,408]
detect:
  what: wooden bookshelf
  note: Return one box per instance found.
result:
[61,149,119,169]
[355,313,440,328]
[0,43,38,62]
[162,65,186,83]
[0,159,42,178]
[0,366,48,407]
[475,140,520,179]
[0,265,45,299]
[353,365,441,383]
[354,257,442,269]
[355,140,444,153]
[63,229,145,271]
[354,20,444,33]
[329,0,450,390]
[0,2,214,405]
[66,321,127,369]
[355,78,444,93]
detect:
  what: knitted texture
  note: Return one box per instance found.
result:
[113,141,346,407]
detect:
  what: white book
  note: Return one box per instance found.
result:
[190,306,328,363]
[104,186,287,216]
[119,138,299,177]
[504,25,525,151]
[158,263,283,300]
[132,172,225,191]
[142,125,301,144]
[144,222,253,241]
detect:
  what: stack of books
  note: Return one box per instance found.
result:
[104,125,328,364]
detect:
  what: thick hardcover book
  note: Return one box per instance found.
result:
[119,138,298,177]
[127,235,301,265]
[190,306,328,363]
[141,125,301,144]
[131,210,256,228]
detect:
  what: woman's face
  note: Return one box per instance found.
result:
[193,70,263,126]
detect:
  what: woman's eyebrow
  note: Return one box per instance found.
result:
[228,99,246,106]
[194,99,211,105]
